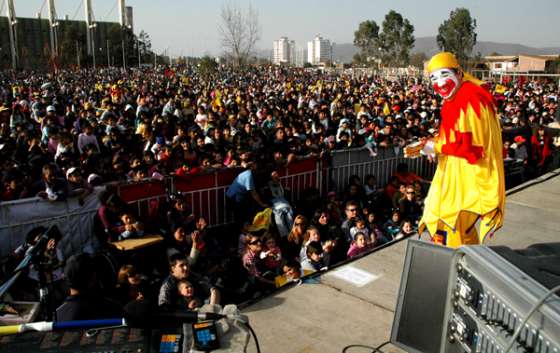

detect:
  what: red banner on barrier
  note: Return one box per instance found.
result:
[118,180,166,202]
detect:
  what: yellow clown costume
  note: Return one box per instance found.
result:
[418,52,505,247]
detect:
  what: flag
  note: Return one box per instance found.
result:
[383,103,391,116]
[494,84,507,94]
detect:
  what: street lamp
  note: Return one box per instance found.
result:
[121,24,132,70]
[89,23,97,69]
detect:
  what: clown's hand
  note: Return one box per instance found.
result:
[421,139,436,159]
[404,139,436,160]
[404,141,423,159]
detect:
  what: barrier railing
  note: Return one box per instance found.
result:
[325,154,437,193]
[1,146,556,256]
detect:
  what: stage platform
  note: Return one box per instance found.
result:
[242,169,560,353]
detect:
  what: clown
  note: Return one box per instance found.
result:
[417,52,505,247]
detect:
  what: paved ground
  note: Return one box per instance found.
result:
[242,169,560,353]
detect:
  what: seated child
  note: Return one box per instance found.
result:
[117,211,144,240]
[347,232,372,259]
[177,279,220,310]
[350,218,370,242]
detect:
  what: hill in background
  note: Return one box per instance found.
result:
[331,36,560,63]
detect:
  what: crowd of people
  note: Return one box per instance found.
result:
[0,65,558,321]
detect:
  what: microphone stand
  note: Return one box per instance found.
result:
[0,226,60,321]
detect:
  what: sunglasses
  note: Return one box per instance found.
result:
[346,208,357,212]
[249,240,261,245]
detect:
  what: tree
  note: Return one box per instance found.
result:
[377,10,415,67]
[219,2,260,68]
[138,30,152,63]
[354,20,379,63]
[409,52,428,69]
[198,56,218,78]
[437,8,477,67]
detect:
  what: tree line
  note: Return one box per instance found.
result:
[353,8,477,69]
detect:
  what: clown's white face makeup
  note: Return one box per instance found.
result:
[430,68,461,100]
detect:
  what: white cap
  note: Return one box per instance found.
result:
[46,105,56,112]
[87,173,101,184]
[125,104,134,111]
[66,167,79,178]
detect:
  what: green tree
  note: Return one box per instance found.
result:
[437,8,477,67]
[377,10,415,67]
[409,52,428,69]
[138,30,152,63]
[198,55,218,78]
[354,20,379,62]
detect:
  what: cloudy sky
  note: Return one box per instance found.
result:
[13,0,560,57]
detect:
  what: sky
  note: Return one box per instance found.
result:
[12,0,560,57]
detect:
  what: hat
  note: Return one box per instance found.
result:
[0,106,10,113]
[66,167,79,179]
[339,118,350,126]
[514,135,526,144]
[46,105,56,113]
[420,111,428,119]
[427,52,460,73]
[125,104,134,111]
[87,173,102,185]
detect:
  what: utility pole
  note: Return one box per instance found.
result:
[91,25,96,69]
[47,0,59,60]
[118,0,127,70]
[76,40,80,68]
[7,0,19,70]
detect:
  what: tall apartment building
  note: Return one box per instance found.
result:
[273,37,295,65]
[307,35,332,65]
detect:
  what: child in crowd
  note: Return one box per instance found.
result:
[347,232,372,259]
[118,211,144,240]
[177,279,220,310]
[384,210,401,239]
[350,218,370,242]
[300,241,327,272]
[260,235,283,275]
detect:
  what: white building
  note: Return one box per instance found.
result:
[307,35,332,65]
[273,37,295,65]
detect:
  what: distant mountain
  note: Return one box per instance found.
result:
[413,37,560,57]
[331,37,560,63]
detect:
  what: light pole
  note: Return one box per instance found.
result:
[106,39,110,67]
[137,37,141,68]
[121,24,131,70]
[89,23,97,68]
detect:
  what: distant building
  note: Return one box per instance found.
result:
[307,35,332,65]
[295,47,307,67]
[273,37,295,65]
[485,54,559,73]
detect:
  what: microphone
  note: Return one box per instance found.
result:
[123,300,226,329]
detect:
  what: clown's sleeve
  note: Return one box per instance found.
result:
[439,85,494,164]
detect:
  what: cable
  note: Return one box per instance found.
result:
[243,322,261,353]
[70,0,83,21]
[342,344,376,352]
[503,284,560,353]
[0,0,6,18]
[38,0,47,17]
[341,340,391,353]
[102,0,118,22]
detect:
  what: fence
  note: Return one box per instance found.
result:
[1,146,557,257]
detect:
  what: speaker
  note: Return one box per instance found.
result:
[391,239,454,353]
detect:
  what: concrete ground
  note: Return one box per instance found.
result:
[242,169,560,353]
